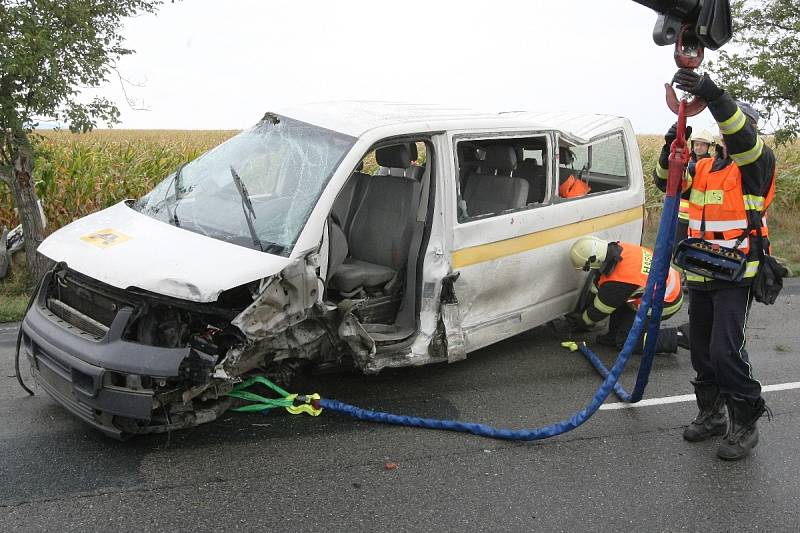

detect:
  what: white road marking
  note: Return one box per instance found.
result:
[600,382,800,410]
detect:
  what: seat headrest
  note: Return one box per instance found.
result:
[559,147,575,166]
[376,144,413,169]
[482,145,517,171]
[517,159,540,169]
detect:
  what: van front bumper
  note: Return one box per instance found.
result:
[21,279,191,439]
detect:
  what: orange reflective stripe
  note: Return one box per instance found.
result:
[664,268,681,302]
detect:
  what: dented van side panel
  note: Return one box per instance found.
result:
[445,123,645,354]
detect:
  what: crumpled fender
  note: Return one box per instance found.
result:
[232,253,320,340]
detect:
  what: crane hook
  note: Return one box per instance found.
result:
[665,24,707,117]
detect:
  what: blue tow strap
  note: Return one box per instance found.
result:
[318,193,682,440]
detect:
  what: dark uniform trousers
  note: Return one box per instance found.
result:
[673,219,689,254]
[688,285,761,400]
[607,305,680,352]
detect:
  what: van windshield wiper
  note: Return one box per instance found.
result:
[229,165,264,252]
[171,162,186,227]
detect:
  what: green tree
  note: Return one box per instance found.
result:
[0,0,163,280]
[709,0,800,144]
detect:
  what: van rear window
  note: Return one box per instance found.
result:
[558,132,629,199]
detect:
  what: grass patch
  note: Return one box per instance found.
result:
[765,210,800,275]
[0,265,34,323]
[0,295,28,323]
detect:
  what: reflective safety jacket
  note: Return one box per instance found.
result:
[682,95,777,288]
[687,157,775,254]
[580,242,683,327]
[654,147,711,222]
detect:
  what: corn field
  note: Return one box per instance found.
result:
[0,130,236,230]
[1,130,799,233]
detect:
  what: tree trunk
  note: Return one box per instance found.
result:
[9,143,51,281]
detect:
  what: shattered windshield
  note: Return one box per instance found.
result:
[134,115,355,256]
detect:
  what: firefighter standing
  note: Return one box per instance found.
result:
[655,69,776,461]
[689,130,714,167]
[655,128,714,250]
[654,128,715,348]
[567,237,685,354]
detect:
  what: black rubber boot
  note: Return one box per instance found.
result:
[654,328,678,354]
[717,396,769,461]
[596,331,618,348]
[683,380,727,442]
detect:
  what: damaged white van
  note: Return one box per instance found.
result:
[21,103,645,438]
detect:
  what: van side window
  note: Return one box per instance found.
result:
[557,132,628,199]
[456,135,549,222]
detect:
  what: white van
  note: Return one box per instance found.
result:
[21,102,644,437]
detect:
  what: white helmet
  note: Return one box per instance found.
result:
[570,236,608,271]
[691,129,715,145]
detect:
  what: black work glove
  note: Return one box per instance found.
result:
[672,68,724,101]
[664,122,693,145]
[754,256,789,305]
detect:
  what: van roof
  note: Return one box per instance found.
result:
[272,101,629,141]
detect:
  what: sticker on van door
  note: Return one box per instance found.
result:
[641,250,653,275]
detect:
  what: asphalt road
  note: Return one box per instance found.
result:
[2,281,800,532]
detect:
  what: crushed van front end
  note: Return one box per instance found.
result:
[20,267,252,438]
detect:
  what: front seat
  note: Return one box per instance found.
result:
[329,144,422,294]
[327,162,371,281]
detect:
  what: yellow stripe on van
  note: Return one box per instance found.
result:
[452,206,643,269]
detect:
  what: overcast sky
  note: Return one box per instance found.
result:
[94,0,723,134]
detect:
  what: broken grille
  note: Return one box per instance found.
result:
[46,298,110,339]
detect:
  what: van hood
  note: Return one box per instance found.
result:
[37,202,293,302]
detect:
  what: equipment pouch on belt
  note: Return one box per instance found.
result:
[673,238,747,282]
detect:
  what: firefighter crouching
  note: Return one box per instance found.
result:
[655,68,777,461]
[566,237,685,355]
